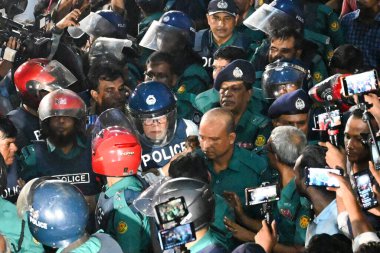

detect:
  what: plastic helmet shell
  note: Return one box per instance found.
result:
[92,126,142,176]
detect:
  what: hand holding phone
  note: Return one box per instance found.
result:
[342,70,379,97]
[245,184,280,206]
[354,170,378,210]
[305,167,343,188]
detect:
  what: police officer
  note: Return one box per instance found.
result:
[140,10,210,122]
[268,89,315,142]
[127,81,198,175]
[152,177,228,252]
[198,107,267,218]
[262,58,311,100]
[19,89,100,215]
[244,0,330,85]
[7,58,77,151]
[17,178,123,253]
[194,0,253,75]
[92,120,151,252]
[0,153,44,253]
[213,59,272,149]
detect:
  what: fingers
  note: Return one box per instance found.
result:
[271,220,277,237]
[223,216,237,232]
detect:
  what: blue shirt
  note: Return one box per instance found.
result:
[305,199,339,246]
[341,10,380,69]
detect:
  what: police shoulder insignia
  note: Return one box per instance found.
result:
[117,221,128,234]
[299,215,310,229]
[254,135,266,147]
[178,84,186,94]
[327,50,334,60]
[313,72,322,82]
[330,21,340,32]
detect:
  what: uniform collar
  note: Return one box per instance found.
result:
[210,30,238,48]
[46,135,86,153]
[105,176,142,198]
[236,109,251,130]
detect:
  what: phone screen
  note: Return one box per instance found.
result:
[315,110,341,130]
[245,184,279,206]
[155,197,188,224]
[354,171,378,210]
[158,223,196,250]
[343,70,379,96]
[306,168,342,187]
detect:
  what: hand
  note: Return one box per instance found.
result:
[326,173,356,205]
[319,141,347,172]
[254,220,277,253]
[223,191,245,219]
[364,93,380,128]
[56,9,81,30]
[6,37,21,51]
[368,161,380,216]
[224,216,256,242]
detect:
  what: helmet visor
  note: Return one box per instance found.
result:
[38,60,78,91]
[68,12,117,38]
[243,4,293,36]
[89,37,133,62]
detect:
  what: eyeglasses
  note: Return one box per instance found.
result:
[143,115,167,126]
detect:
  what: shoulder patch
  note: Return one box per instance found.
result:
[313,72,322,82]
[177,84,186,94]
[327,50,334,61]
[330,21,340,32]
[254,135,266,147]
[299,215,311,229]
[117,221,128,234]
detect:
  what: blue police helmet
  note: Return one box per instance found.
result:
[272,0,304,27]
[128,81,177,147]
[262,59,311,99]
[159,11,196,46]
[96,10,127,38]
[26,179,89,248]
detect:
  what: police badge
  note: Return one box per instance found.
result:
[217,0,228,9]
[233,67,243,78]
[295,98,305,110]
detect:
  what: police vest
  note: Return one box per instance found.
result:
[140,119,192,171]
[33,140,99,196]
[7,107,41,150]
[194,30,252,69]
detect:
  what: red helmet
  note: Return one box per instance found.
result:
[14,58,77,110]
[38,89,86,122]
[92,126,142,176]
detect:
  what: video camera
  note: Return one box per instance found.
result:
[0,13,51,60]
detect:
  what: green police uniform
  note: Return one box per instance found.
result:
[235,6,266,56]
[104,177,151,253]
[175,63,210,122]
[206,146,268,218]
[275,179,312,246]
[211,194,235,251]
[194,88,220,114]
[304,3,345,49]
[188,229,227,253]
[235,108,272,150]
[0,198,44,253]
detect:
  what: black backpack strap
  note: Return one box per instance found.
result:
[11,219,25,252]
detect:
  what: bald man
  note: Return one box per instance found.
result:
[198,108,267,218]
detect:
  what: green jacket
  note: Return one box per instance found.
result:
[0,198,44,253]
[104,177,151,253]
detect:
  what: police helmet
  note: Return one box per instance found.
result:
[262,59,310,99]
[139,11,196,51]
[243,0,304,36]
[92,126,142,177]
[17,178,89,248]
[152,177,215,230]
[13,59,77,110]
[127,81,177,147]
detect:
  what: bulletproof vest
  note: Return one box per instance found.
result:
[95,176,148,230]
[92,233,123,253]
[7,107,40,150]
[140,119,188,172]
[33,140,98,196]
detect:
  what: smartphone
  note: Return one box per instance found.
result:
[354,170,378,210]
[342,70,379,97]
[370,137,380,170]
[154,196,189,224]
[158,223,196,250]
[245,184,280,206]
[314,109,342,131]
[305,167,343,188]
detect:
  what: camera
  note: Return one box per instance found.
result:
[158,223,196,250]
[313,108,342,146]
[245,184,280,206]
[154,196,189,224]
[305,167,343,188]
[353,170,378,210]
[342,70,379,97]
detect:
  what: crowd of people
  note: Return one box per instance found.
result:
[0,0,379,252]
